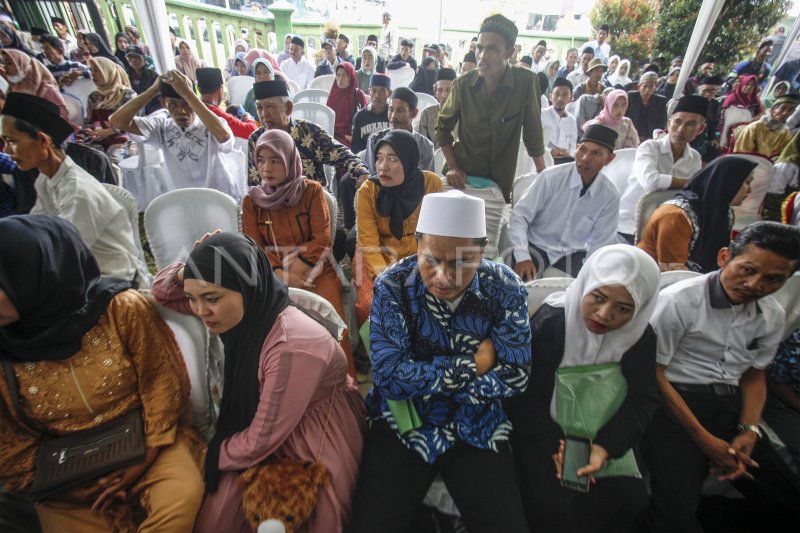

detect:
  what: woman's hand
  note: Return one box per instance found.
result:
[91,447,160,512]
[576,443,609,481]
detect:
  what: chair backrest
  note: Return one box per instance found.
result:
[728,153,774,228]
[415,92,438,114]
[288,287,347,341]
[102,183,152,287]
[227,75,255,106]
[62,92,84,127]
[286,78,302,96]
[386,66,414,88]
[771,272,800,338]
[321,189,337,245]
[292,88,330,104]
[61,77,97,112]
[720,106,753,148]
[151,300,222,440]
[444,180,509,259]
[118,141,172,211]
[659,270,701,289]
[512,172,538,207]
[292,102,336,134]
[525,278,573,317]
[144,188,240,269]
[433,148,445,175]
[602,148,638,194]
[634,190,676,244]
[515,140,535,176]
[308,74,335,91]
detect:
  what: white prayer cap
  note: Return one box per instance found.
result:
[416,190,486,239]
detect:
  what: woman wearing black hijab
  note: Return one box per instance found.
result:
[638,155,756,272]
[408,56,439,95]
[0,215,204,531]
[83,32,125,68]
[113,31,130,66]
[354,129,445,324]
[151,232,366,532]
[0,26,35,57]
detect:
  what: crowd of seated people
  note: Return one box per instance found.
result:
[0,9,799,533]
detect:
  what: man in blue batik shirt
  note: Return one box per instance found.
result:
[350,190,531,532]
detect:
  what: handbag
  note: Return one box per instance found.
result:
[238,384,338,532]
[3,360,146,501]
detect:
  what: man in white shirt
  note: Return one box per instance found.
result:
[540,78,578,165]
[566,48,594,90]
[510,124,620,279]
[580,24,611,64]
[617,95,707,243]
[378,12,396,61]
[643,222,800,532]
[2,93,144,282]
[50,16,77,59]
[111,70,240,200]
[279,36,315,90]
[530,40,547,73]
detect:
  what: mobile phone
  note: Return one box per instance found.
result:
[561,435,591,493]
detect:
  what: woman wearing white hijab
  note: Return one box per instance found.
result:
[506,244,661,532]
[607,59,632,88]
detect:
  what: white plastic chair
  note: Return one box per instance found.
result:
[444,179,509,259]
[512,172,538,207]
[515,140,535,176]
[287,287,347,341]
[227,75,255,106]
[118,140,173,211]
[603,148,637,194]
[61,77,97,113]
[292,102,335,135]
[720,106,753,149]
[659,270,701,289]
[771,272,800,338]
[144,188,240,270]
[292,88,330,104]
[151,300,223,441]
[286,79,302,96]
[433,148,445,175]
[415,92,437,114]
[102,183,152,288]
[525,277,573,317]
[633,190,676,244]
[62,92,84,128]
[386,66,414,88]
[309,74,335,91]
[728,153,774,229]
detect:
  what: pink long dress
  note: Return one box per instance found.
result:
[152,263,367,533]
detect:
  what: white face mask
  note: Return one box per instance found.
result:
[6,71,25,84]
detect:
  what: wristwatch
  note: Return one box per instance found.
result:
[737,423,762,439]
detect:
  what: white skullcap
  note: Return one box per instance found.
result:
[416,190,486,238]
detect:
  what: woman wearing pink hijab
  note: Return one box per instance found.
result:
[0,49,71,124]
[244,48,290,84]
[584,89,639,149]
[326,62,368,147]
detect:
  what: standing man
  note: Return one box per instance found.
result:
[643,222,800,532]
[349,190,532,532]
[436,13,545,203]
[733,40,773,87]
[110,69,241,199]
[378,11,396,61]
[417,67,456,148]
[279,36,315,90]
[617,95,707,243]
[581,24,611,64]
[530,40,547,73]
[50,17,77,59]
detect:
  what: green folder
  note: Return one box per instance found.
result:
[555,362,640,478]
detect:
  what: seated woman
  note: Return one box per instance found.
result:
[638,156,755,272]
[242,129,356,376]
[84,57,136,162]
[113,31,130,67]
[151,232,366,533]
[605,58,631,89]
[0,215,204,532]
[354,129,444,325]
[223,39,250,80]
[356,46,378,92]
[82,32,125,68]
[242,58,274,119]
[408,57,439,95]
[174,39,206,82]
[231,53,253,78]
[0,49,70,123]
[326,63,367,148]
[721,74,763,120]
[763,80,790,111]
[584,89,639,149]
[505,244,661,533]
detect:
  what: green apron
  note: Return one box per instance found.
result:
[555,362,641,478]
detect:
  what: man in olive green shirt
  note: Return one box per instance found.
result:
[436,13,545,202]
